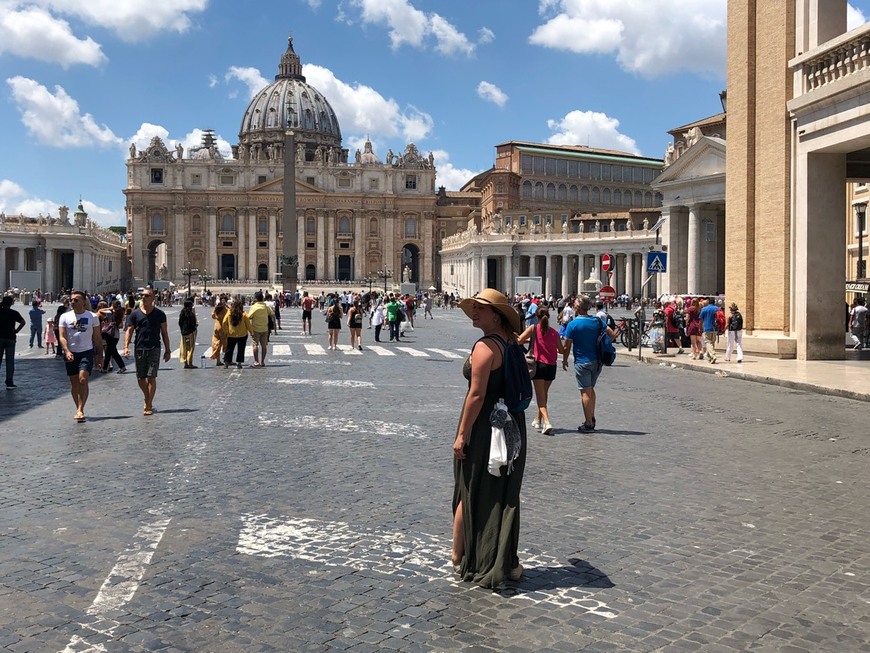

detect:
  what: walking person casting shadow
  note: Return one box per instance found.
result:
[123,289,171,416]
[58,291,104,421]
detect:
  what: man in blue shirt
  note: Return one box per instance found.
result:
[698,298,719,364]
[562,295,615,431]
[28,300,45,348]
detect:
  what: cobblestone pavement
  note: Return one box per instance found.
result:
[1,304,868,652]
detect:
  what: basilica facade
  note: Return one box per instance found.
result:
[124,38,466,291]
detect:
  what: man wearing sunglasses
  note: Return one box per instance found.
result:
[123,289,171,416]
[58,290,104,421]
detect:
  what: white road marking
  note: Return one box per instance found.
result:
[271,344,291,356]
[365,345,396,356]
[426,348,462,359]
[276,379,374,388]
[336,344,362,355]
[237,513,618,616]
[268,358,351,366]
[304,343,326,356]
[396,347,428,357]
[258,414,428,439]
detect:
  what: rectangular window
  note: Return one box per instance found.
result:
[258,241,267,248]
[222,241,233,247]
[519,215,527,225]
[705,221,716,242]
[520,154,533,174]
[579,162,589,178]
[556,159,567,177]
[534,215,541,225]
[611,166,622,182]
[545,157,556,176]
[338,177,351,188]
[568,161,578,177]
[590,163,601,180]
[533,156,545,174]
[307,242,315,249]
[258,175,267,185]
[632,167,643,183]
[306,177,315,185]
[306,219,315,234]
[369,178,379,190]
[601,164,611,181]
[108,260,113,272]
[220,175,234,185]
[339,242,350,249]
[405,175,417,190]
[190,173,202,185]
[150,168,164,184]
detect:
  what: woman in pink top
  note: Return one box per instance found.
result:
[517,306,565,435]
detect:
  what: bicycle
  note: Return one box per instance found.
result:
[612,317,640,349]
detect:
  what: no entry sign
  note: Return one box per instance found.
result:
[601,253,612,272]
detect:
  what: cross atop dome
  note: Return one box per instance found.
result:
[277,34,305,81]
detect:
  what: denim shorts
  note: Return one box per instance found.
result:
[135,347,161,379]
[65,349,94,376]
[574,360,600,390]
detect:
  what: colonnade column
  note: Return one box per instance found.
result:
[238,209,247,281]
[528,255,537,279]
[625,253,634,298]
[174,209,185,280]
[315,211,325,279]
[207,211,218,277]
[268,210,277,283]
[687,205,701,295]
[503,255,512,294]
[247,213,256,280]
[354,212,364,280]
[326,210,336,279]
[561,255,569,298]
[0,248,6,289]
[576,255,584,297]
[296,210,305,282]
[44,248,54,295]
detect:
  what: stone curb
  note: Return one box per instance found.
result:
[632,350,870,404]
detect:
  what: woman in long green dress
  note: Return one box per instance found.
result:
[452,289,527,589]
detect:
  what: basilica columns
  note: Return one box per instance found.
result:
[238,209,246,280]
[687,205,701,295]
[268,210,277,282]
[247,213,257,280]
[316,210,325,278]
[207,211,217,275]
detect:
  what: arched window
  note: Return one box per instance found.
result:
[306,218,315,234]
[603,188,611,204]
[534,182,544,200]
[221,213,234,232]
[592,187,600,203]
[580,186,590,203]
[624,192,633,207]
[338,216,351,234]
[644,191,653,207]
[634,191,643,206]
[258,215,268,235]
[369,217,378,235]
[613,189,622,206]
[546,183,556,200]
[558,184,567,201]
[569,185,578,202]
[522,180,532,199]
[191,215,201,234]
[405,217,417,239]
[150,212,164,233]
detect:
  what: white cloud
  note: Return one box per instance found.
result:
[478,26,494,45]
[208,74,218,88]
[546,110,640,155]
[31,0,208,41]
[128,124,232,158]
[350,0,478,56]
[303,63,434,142]
[225,66,269,100]
[0,4,106,67]
[0,179,122,226]
[477,81,508,108]
[530,0,726,78]
[305,0,322,8]
[6,76,123,148]
[847,3,867,30]
[431,150,480,191]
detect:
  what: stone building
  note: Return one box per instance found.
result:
[124,38,465,292]
[440,141,664,297]
[728,0,870,359]
[1,202,127,296]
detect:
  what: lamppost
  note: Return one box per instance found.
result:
[856,202,867,280]
[200,269,213,295]
[377,265,392,294]
[181,262,198,298]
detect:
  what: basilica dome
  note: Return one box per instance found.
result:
[238,37,342,155]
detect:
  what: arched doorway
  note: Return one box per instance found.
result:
[305,264,316,281]
[257,264,268,282]
[220,254,235,281]
[401,244,420,284]
[147,240,168,285]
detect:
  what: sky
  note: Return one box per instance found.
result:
[1,0,869,228]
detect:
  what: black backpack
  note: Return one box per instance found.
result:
[485,334,532,413]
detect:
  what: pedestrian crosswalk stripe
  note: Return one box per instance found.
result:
[365,345,395,356]
[336,345,362,355]
[426,348,462,359]
[304,344,326,356]
[396,347,428,357]
[271,345,291,356]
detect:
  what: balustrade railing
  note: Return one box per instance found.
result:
[792,23,870,95]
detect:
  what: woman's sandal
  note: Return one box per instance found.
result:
[143,408,154,416]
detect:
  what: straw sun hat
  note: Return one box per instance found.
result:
[458,289,521,334]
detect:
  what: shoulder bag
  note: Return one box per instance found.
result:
[525,326,537,378]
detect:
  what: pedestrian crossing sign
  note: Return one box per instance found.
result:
[646,251,667,273]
